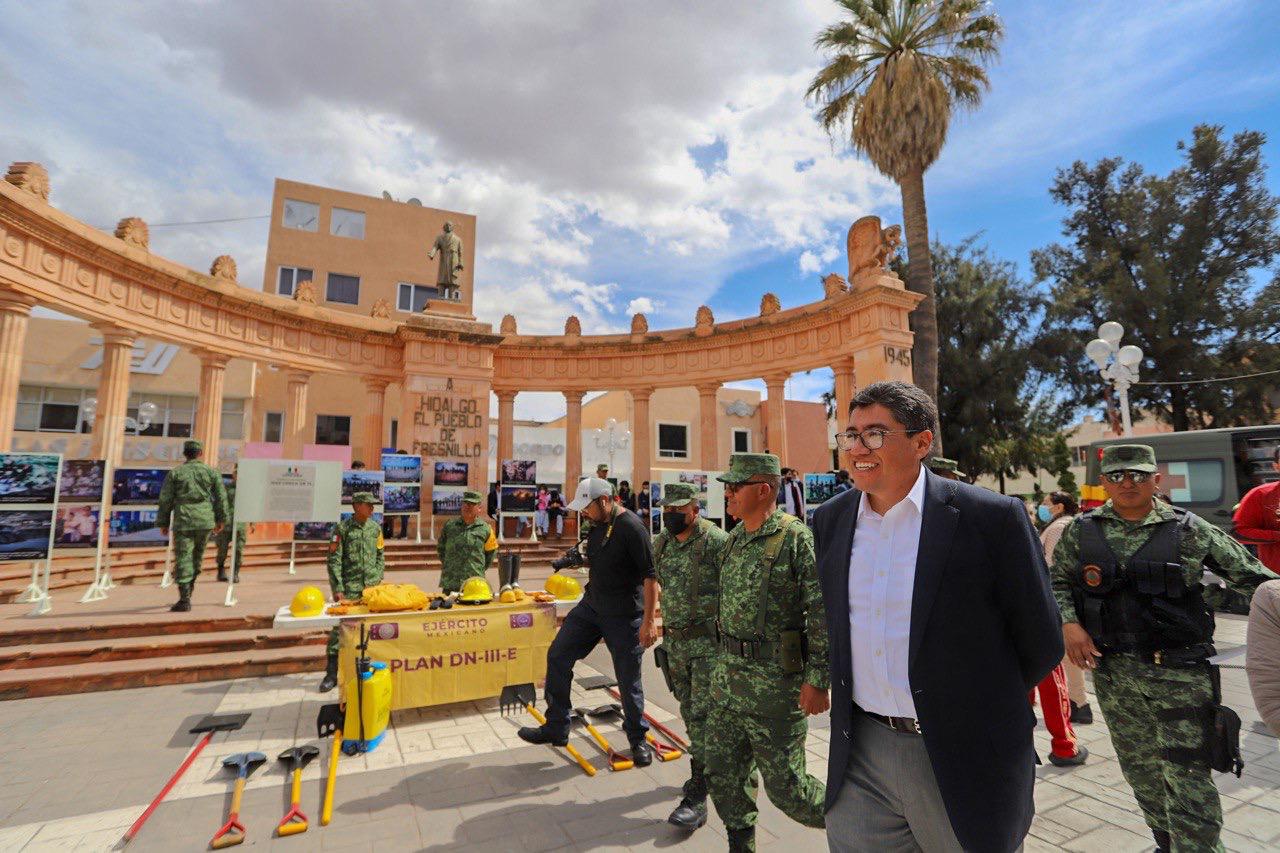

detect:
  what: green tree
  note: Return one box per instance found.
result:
[806,0,1004,440]
[1034,125,1280,431]
[932,238,1067,491]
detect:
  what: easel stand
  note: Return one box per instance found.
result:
[159,533,174,588]
[287,540,297,575]
[223,536,239,607]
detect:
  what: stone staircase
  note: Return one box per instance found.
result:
[0,536,573,700]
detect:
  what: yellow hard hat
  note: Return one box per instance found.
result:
[554,575,581,601]
[544,574,564,596]
[289,586,325,618]
[458,577,493,604]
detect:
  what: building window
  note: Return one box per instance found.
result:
[282,199,319,231]
[732,428,751,453]
[657,423,689,459]
[326,273,360,305]
[315,415,351,446]
[389,418,398,449]
[277,266,313,297]
[128,393,194,438]
[330,207,365,239]
[220,398,245,441]
[15,386,91,433]
[263,412,284,443]
[397,282,440,313]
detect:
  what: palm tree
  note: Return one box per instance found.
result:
[806,0,1003,442]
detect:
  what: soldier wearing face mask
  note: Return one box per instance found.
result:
[652,482,730,830]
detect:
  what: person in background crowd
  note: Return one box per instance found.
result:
[618,480,635,512]
[1039,491,1092,724]
[214,465,247,584]
[779,467,804,517]
[487,482,499,519]
[832,469,852,495]
[393,450,411,538]
[1233,446,1280,572]
[638,480,651,516]
[1246,579,1280,736]
[437,490,498,594]
[350,460,366,470]
[535,485,550,536]
[157,439,228,612]
[927,457,965,481]
[548,488,565,537]
[320,492,383,692]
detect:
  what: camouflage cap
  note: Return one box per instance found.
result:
[659,482,698,507]
[716,452,782,484]
[928,457,959,473]
[182,439,203,454]
[462,490,483,504]
[596,463,609,471]
[1100,444,1158,474]
[351,491,377,506]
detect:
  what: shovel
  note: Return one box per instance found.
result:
[588,701,684,762]
[209,751,266,848]
[122,713,251,846]
[316,703,343,827]
[276,745,321,836]
[577,676,690,752]
[572,707,632,771]
[499,683,596,777]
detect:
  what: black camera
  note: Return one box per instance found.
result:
[551,543,585,571]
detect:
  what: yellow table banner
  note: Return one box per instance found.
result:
[337,600,555,710]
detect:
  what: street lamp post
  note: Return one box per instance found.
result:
[80,397,158,433]
[1085,321,1144,438]
[593,417,631,476]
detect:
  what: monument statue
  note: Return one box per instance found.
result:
[564,315,582,337]
[822,273,849,298]
[115,217,149,250]
[631,313,649,336]
[427,221,465,295]
[846,215,902,286]
[694,305,715,337]
[759,293,781,316]
[293,278,317,304]
[500,314,518,335]
[210,255,237,281]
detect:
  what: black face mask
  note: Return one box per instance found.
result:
[663,511,690,535]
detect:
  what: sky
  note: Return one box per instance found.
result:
[2,0,1278,422]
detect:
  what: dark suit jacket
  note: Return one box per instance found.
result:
[814,470,1063,853]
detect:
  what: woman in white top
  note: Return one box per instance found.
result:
[1039,490,1091,723]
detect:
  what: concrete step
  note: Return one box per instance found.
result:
[0,615,275,648]
[0,628,326,670]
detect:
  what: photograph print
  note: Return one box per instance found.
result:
[434,461,468,486]
[501,459,536,485]
[500,485,537,513]
[112,468,167,505]
[804,473,837,505]
[0,453,60,504]
[59,459,106,502]
[382,453,423,484]
[383,484,422,514]
[293,521,336,542]
[341,510,384,525]
[54,505,99,548]
[341,470,384,505]
[0,509,54,560]
[108,509,168,547]
[432,489,464,515]
[677,471,708,493]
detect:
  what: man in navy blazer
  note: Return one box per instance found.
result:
[815,381,1063,853]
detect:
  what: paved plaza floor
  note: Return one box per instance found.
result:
[0,617,1276,851]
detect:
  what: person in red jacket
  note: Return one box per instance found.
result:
[1233,447,1280,573]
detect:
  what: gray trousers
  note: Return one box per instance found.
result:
[827,712,981,853]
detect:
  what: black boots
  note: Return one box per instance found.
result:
[169,584,192,612]
[517,725,568,747]
[216,568,227,582]
[319,655,338,692]
[630,740,654,767]
[727,826,755,853]
[1070,700,1094,724]
[1153,828,1171,852]
[667,762,708,829]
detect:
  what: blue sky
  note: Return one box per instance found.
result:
[1,0,1277,420]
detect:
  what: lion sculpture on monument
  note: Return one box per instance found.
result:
[846,215,902,285]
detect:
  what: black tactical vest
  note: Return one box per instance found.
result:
[1071,507,1215,653]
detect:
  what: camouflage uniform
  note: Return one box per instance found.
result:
[438,491,498,593]
[156,443,228,591]
[654,483,729,814]
[325,497,385,659]
[706,455,829,849]
[1051,446,1278,852]
[214,480,246,581]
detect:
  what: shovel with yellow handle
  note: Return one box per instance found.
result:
[316,703,343,826]
[572,707,633,771]
[209,752,266,849]
[275,745,320,837]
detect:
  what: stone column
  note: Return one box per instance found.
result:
[283,370,311,458]
[193,349,230,467]
[696,382,721,471]
[563,390,584,494]
[630,387,653,487]
[495,389,517,465]
[362,377,390,469]
[832,357,856,429]
[89,323,138,465]
[0,292,36,451]
[764,372,790,461]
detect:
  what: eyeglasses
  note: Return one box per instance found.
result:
[725,481,769,494]
[1103,470,1153,484]
[835,429,919,451]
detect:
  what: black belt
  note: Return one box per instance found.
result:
[857,704,921,735]
[716,629,778,661]
[665,620,714,641]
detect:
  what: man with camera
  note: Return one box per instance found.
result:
[519,477,659,764]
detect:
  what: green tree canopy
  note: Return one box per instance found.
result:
[1034,124,1280,431]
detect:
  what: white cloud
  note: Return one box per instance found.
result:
[625,297,657,316]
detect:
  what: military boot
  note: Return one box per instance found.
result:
[170,584,192,612]
[727,826,755,853]
[668,761,708,829]
[318,654,339,693]
[216,566,228,582]
[1152,829,1171,853]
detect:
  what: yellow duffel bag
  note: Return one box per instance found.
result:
[361,583,431,612]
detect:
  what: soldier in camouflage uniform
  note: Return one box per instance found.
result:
[214,466,246,583]
[319,492,385,692]
[157,439,228,612]
[437,490,498,593]
[1051,445,1278,853]
[706,453,829,853]
[653,482,730,830]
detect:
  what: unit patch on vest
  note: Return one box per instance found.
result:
[1083,564,1103,588]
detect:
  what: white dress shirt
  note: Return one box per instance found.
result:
[849,464,926,718]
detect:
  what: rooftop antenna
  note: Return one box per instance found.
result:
[381,190,394,201]
[407,198,422,207]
